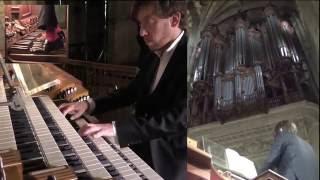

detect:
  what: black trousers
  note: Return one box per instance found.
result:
[38,5,58,30]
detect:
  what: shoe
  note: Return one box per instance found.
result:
[57,31,65,41]
[44,37,64,52]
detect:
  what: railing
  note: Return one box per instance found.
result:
[189,91,304,127]
[267,96,285,108]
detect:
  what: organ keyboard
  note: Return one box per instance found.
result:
[0,77,163,180]
[0,78,17,151]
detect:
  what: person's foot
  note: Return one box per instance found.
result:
[57,31,65,41]
[44,37,64,52]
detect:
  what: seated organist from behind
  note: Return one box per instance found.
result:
[59,1,187,179]
[259,120,319,180]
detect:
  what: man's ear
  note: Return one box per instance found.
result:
[170,12,181,27]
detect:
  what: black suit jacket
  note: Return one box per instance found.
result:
[93,34,188,180]
[260,132,319,180]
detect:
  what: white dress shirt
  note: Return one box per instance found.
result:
[150,30,185,93]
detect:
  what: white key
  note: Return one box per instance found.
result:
[39,96,112,179]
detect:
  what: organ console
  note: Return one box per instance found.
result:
[0,56,163,179]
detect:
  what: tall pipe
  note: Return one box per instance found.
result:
[234,17,248,68]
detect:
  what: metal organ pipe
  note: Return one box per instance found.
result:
[212,36,224,76]
[254,65,265,97]
[224,35,235,73]
[280,21,304,97]
[235,17,248,67]
[235,72,241,103]
[188,43,200,84]
[242,75,248,101]
[265,6,291,60]
[188,2,318,126]
[191,41,204,83]
[202,34,213,81]
[214,76,222,110]
[192,36,209,83]
[248,29,256,65]
[248,28,265,66]
[212,43,219,76]
[230,36,235,71]
[241,28,246,65]
[264,7,281,60]
[222,80,233,107]
[273,16,290,57]
[249,76,254,96]
[243,75,252,101]
[260,25,274,69]
[281,21,300,63]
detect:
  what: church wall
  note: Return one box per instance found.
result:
[295,0,319,89]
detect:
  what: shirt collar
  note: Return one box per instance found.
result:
[155,30,184,57]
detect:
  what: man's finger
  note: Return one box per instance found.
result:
[93,124,114,138]
[62,105,75,116]
[70,111,83,120]
[93,130,104,138]
[79,124,100,136]
[58,103,69,110]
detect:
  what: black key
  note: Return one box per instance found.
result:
[69,160,83,166]
[14,130,33,137]
[77,172,92,180]
[82,136,91,144]
[22,158,46,174]
[56,139,69,146]
[61,149,75,156]
[20,151,42,160]
[65,154,80,162]
[16,136,35,144]
[87,143,100,154]
[53,134,66,142]
[109,170,119,176]
[106,166,116,172]
[97,155,107,161]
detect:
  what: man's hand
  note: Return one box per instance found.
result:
[79,123,115,138]
[59,101,88,120]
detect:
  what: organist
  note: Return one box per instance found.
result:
[259,120,319,180]
[59,1,188,180]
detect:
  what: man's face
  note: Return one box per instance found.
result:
[136,5,173,51]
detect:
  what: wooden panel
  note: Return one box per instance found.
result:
[26,166,77,180]
[0,149,23,180]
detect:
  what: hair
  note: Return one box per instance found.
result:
[274,120,298,136]
[131,0,187,30]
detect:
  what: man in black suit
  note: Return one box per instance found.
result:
[260,120,318,180]
[59,1,187,179]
